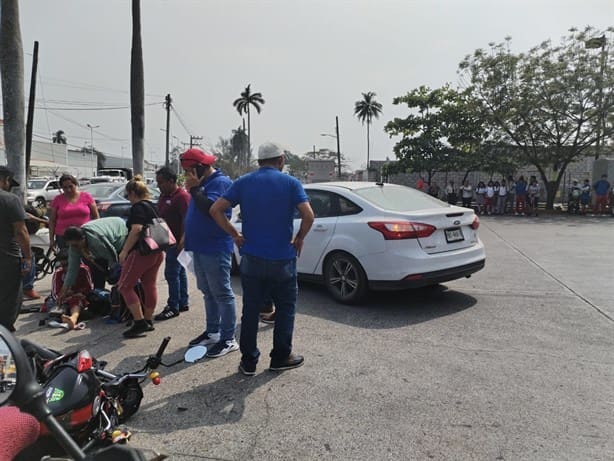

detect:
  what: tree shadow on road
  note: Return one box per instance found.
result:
[296,282,477,329]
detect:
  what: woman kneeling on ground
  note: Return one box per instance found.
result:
[118,176,164,338]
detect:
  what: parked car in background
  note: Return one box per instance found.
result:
[81,183,160,218]
[26,178,61,208]
[233,182,486,304]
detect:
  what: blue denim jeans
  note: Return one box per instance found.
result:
[192,251,237,342]
[239,254,297,364]
[164,247,188,311]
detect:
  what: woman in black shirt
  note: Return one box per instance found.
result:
[118,176,164,338]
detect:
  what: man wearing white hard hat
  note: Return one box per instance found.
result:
[210,142,314,376]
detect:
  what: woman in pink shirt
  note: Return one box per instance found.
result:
[48,174,99,249]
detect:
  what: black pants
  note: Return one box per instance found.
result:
[0,256,22,331]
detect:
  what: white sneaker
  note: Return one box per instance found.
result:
[206,339,239,358]
[188,331,220,347]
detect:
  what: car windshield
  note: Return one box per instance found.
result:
[354,185,448,211]
[27,180,47,189]
[81,183,123,199]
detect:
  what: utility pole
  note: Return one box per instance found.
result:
[586,35,607,159]
[25,41,38,178]
[164,93,171,166]
[87,123,99,175]
[335,116,341,179]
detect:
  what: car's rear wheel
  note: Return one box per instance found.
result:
[323,252,368,304]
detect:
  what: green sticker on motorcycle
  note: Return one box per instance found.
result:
[47,387,64,403]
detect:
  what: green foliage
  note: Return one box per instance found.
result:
[354,91,383,169]
[284,152,308,178]
[385,85,502,182]
[232,84,265,165]
[458,26,614,207]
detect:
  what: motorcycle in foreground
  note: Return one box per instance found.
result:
[0,325,207,460]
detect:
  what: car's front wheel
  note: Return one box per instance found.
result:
[323,252,368,304]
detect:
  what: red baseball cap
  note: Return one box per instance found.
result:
[180,148,216,168]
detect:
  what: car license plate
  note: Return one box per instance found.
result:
[445,228,464,243]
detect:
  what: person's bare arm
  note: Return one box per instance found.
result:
[119,224,142,263]
[13,221,32,276]
[48,206,57,248]
[292,201,314,257]
[210,198,244,247]
[89,201,100,220]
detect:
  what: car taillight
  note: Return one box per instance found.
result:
[368,221,436,240]
[470,215,480,230]
[76,350,93,372]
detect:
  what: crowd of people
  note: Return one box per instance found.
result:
[0,142,315,376]
[421,173,611,216]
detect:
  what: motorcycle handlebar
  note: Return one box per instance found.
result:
[155,336,171,359]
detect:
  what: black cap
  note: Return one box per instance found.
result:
[0,166,19,187]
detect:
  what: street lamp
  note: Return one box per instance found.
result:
[585,35,607,159]
[320,116,342,178]
[86,123,99,175]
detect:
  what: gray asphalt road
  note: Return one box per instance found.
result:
[13,215,614,460]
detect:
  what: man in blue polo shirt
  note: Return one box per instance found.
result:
[210,142,314,376]
[181,148,238,359]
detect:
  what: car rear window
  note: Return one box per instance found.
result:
[354,185,448,211]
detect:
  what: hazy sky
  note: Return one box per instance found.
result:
[13,0,614,169]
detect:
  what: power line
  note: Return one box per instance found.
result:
[34,101,162,111]
[37,77,166,98]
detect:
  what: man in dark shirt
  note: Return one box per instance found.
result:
[593,174,610,215]
[154,167,191,320]
[0,166,32,332]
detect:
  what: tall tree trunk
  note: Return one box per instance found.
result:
[130,0,144,175]
[0,0,25,199]
[246,106,251,167]
[366,122,370,181]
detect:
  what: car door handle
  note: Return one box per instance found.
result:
[313,225,328,231]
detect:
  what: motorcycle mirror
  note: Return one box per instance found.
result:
[184,345,207,363]
[0,335,16,405]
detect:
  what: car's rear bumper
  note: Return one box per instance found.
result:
[368,259,485,290]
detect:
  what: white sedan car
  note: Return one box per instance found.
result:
[233,181,485,304]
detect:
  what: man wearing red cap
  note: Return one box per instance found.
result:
[180,148,239,358]
[0,166,32,332]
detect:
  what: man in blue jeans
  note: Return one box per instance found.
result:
[181,148,239,359]
[154,167,190,320]
[210,142,314,375]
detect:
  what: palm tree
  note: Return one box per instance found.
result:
[354,91,383,179]
[0,0,25,196]
[130,0,145,175]
[231,125,249,170]
[233,84,265,166]
[52,130,67,144]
